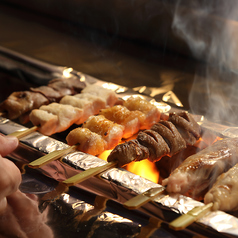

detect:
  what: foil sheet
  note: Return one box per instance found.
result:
[1,94,238,237]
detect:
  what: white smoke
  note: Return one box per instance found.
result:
[172,0,238,125]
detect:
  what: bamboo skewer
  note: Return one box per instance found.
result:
[15,144,78,174]
[8,126,39,139]
[28,144,78,169]
[169,202,213,231]
[62,160,117,186]
[123,186,166,210]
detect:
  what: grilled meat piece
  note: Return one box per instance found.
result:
[0,91,49,120]
[107,140,149,167]
[83,115,124,150]
[151,121,186,156]
[81,84,118,107]
[29,103,83,136]
[60,93,106,123]
[137,130,170,162]
[162,138,238,199]
[99,105,145,138]
[123,96,160,129]
[204,162,238,211]
[0,77,86,121]
[48,77,85,95]
[30,86,62,102]
[66,127,107,155]
[168,111,201,145]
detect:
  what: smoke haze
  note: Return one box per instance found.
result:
[172,0,238,125]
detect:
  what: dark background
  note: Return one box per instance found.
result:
[1,0,237,125]
[0,0,200,110]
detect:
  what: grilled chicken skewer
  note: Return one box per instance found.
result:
[162,138,238,199]
[66,116,124,155]
[28,85,118,136]
[0,77,86,122]
[99,97,161,138]
[7,84,118,139]
[66,97,161,155]
[99,105,145,139]
[107,111,201,167]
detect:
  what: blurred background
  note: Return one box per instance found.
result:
[1,0,238,125]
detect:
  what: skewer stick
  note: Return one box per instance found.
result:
[169,202,213,231]
[123,186,166,210]
[28,144,78,169]
[8,126,39,139]
[62,160,117,186]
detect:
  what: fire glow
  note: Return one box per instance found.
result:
[98,149,160,183]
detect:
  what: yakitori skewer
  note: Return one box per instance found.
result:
[5,84,119,139]
[0,77,86,122]
[107,111,201,167]
[169,203,213,231]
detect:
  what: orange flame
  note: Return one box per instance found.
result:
[98,150,112,161]
[98,149,160,183]
[126,160,159,183]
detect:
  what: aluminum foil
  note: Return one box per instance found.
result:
[1,96,238,237]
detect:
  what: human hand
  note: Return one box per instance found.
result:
[0,134,53,237]
[0,190,53,238]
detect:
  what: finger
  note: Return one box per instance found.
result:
[0,135,19,157]
[0,157,22,201]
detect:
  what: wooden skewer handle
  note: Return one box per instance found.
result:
[62,160,117,186]
[8,126,39,139]
[123,186,165,210]
[169,202,213,231]
[28,145,78,168]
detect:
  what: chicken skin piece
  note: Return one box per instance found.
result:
[81,84,118,107]
[0,91,48,120]
[82,115,124,149]
[29,103,83,135]
[99,105,145,138]
[123,96,160,129]
[66,127,107,155]
[60,93,106,123]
